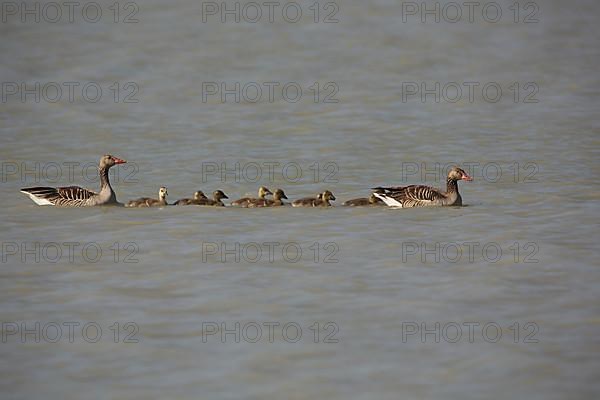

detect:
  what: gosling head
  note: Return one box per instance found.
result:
[214,190,228,200]
[158,187,168,200]
[273,189,288,200]
[194,191,207,200]
[258,186,273,198]
[448,167,473,182]
[322,190,336,202]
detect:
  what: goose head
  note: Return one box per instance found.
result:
[258,186,273,198]
[99,154,126,169]
[448,167,473,182]
[194,191,207,200]
[158,187,168,200]
[214,190,229,201]
[273,189,288,200]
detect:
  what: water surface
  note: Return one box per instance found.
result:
[1,1,599,399]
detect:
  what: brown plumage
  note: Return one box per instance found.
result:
[126,187,169,207]
[342,193,384,207]
[247,189,288,207]
[21,155,127,207]
[373,167,473,208]
[231,186,272,207]
[292,190,336,207]
[174,191,207,205]
[292,192,322,207]
[191,190,229,206]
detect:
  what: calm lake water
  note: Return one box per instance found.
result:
[1,0,599,399]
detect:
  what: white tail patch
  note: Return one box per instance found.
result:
[21,191,54,206]
[373,193,403,208]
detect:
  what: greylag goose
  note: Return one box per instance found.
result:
[342,193,384,207]
[292,190,336,207]
[373,166,473,207]
[247,188,288,207]
[314,190,336,207]
[20,155,126,206]
[192,190,228,206]
[292,192,322,207]
[126,187,168,207]
[231,186,272,207]
[174,191,207,205]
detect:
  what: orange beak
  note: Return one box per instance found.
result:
[462,173,473,181]
[113,157,127,164]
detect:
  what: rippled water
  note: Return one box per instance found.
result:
[1,0,599,399]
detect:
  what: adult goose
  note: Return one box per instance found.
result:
[342,193,384,207]
[248,188,288,207]
[292,190,336,207]
[231,186,272,207]
[126,187,169,207]
[192,190,229,206]
[20,154,126,206]
[373,166,473,208]
[174,191,207,205]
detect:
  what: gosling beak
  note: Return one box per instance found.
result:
[222,194,229,199]
[281,193,288,199]
[461,173,473,181]
[331,195,336,201]
[113,157,127,164]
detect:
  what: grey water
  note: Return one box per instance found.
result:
[1,0,599,399]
